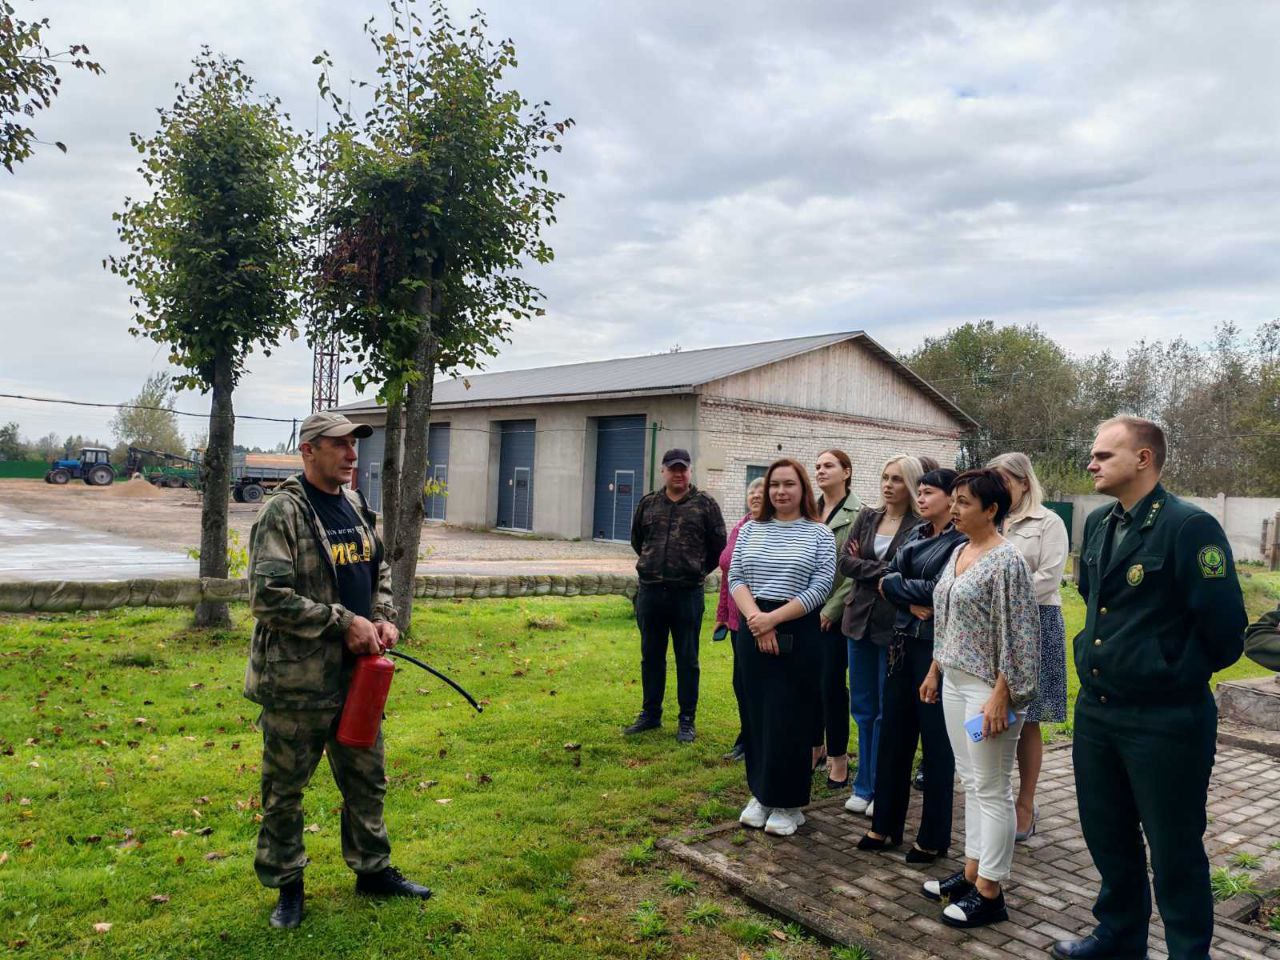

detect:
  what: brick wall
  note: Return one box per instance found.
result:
[697,395,963,516]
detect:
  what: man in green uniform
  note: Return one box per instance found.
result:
[245,411,431,929]
[1051,416,1246,960]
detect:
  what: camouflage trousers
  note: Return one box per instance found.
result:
[254,707,391,888]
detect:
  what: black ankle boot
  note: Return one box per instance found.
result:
[269,880,304,929]
[355,865,432,900]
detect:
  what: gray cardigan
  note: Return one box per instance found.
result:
[838,506,923,645]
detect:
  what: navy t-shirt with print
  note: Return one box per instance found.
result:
[300,477,375,619]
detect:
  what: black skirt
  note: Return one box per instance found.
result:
[735,599,823,809]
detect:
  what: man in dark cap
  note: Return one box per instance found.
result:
[625,448,727,743]
[1052,416,1246,960]
[244,411,431,929]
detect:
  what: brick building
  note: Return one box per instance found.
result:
[339,331,976,541]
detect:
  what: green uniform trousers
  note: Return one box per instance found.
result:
[1072,690,1217,960]
[254,707,391,888]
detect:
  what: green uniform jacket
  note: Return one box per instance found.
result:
[1075,483,1246,704]
[1244,606,1280,671]
[243,475,397,711]
[820,493,864,624]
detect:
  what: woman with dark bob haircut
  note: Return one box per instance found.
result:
[919,468,1040,929]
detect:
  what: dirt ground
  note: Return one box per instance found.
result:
[0,478,635,576]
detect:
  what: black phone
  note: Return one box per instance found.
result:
[712,625,728,642]
[775,633,794,654]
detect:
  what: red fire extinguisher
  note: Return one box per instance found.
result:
[337,648,483,748]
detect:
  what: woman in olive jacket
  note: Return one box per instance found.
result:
[813,449,863,788]
[839,455,924,814]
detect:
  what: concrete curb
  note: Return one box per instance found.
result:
[0,573,720,613]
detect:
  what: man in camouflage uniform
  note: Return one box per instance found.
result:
[625,448,727,743]
[245,411,431,929]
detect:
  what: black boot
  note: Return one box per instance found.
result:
[269,880,304,929]
[1050,934,1149,960]
[623,712,661,735]
[355,865,433,900]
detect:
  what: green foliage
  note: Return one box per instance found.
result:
[1268,910,1280,933]
[0,420,23,460]
[631,900,669,939]
[107,49,304,391]
[186,528,249,578]
[1229,852,1262,870]
[1210,867,1259,901]
[109,371,188,455]
[663,870,698,895]
[307,0,571,397]
[832,946,873,960]
[622,837,657,869]
[723,918,773,945]
[684,901,723,926]
[0,0,103,172]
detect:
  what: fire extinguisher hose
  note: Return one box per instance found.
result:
[384,648,484,713]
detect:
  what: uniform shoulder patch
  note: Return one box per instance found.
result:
[1198,544,1226,579]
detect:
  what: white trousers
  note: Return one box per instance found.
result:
[942,667,1025,883]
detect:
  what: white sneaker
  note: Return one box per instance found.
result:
[843,794,871,814]
[764,807,806,836]
[739,797,771,829]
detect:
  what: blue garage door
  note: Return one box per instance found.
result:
[425,423,450,521]
[592,415,646,542]
[496,420,535,531]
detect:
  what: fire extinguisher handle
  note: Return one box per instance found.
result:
[384,648,484,713]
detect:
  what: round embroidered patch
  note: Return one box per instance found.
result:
[1198,545,1226,579]
[1126,563,1144,586]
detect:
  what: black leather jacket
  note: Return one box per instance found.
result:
[879,523,967,644]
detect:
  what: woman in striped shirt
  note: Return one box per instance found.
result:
[729,458,837,837]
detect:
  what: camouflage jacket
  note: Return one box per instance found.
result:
[630,485,727,587]
[243,475,396,710]
[1245,605,1280,672]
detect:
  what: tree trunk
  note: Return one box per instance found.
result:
[381,393,404,552]
[195,350,234,628]
[390,280,438,635]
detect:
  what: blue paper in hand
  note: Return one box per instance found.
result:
[963,710,1019,742]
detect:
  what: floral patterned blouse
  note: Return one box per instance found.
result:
[932,540,1041,706]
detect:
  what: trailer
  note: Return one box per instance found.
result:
[231,451,302,503]
[124,446,201,488]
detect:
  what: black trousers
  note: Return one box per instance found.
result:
[635,583,704,721]
[1073,689,1218,960]
[871,636,953,850]
[810,628,850,757]
[736,601,822,809]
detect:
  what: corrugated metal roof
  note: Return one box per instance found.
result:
[338,331,977,428]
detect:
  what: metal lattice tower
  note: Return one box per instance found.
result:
[311,333,340,413]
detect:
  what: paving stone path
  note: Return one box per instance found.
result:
[663,741,1280,960]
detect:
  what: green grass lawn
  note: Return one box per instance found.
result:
[1,574,1275,959]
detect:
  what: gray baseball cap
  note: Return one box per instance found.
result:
[299,411,373,445]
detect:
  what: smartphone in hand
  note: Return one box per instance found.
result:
[963,710,1018,742]
[712,625,728,642]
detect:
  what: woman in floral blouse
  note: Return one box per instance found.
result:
[919,468,1039,929]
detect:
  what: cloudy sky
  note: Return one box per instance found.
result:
[3,0,1278,449]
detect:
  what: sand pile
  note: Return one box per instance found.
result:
[106,476,164,499]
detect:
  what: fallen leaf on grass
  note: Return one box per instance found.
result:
[85,835,102,844]
[195,796,210,805]
[204,851,227,861]
[303,823,320,833]
[150,894,170,904]
[563,742,581,751]
[18,797,30,806]
[92,923,112,933]
[170,829,189,838]
[0,852,8,865]
[8,937,26,948]
[770,929,787,941]
[18,839,34,848]
[195,827,213,837]
[435,798,453,805]
[416,780,438,791]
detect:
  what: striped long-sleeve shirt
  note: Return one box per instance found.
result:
[728,518,837,613]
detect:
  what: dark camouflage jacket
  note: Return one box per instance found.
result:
[243,475,396,710]
[630,485,727,587]
[1245,605,1280,671]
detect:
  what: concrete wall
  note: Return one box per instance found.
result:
[695,395,963,518]
[1062,493,1280,563]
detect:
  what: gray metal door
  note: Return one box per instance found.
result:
[592,414,646,541]
[426,463,448,521]
[367,462,382,513]
[496,420,535,530]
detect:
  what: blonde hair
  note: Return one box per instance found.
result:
[986,451,1046,522]
[878,455,923,515]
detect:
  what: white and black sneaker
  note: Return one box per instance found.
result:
[922,870,974,903]
[941,887,1008,928]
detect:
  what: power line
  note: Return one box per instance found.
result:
[0,392,299,424]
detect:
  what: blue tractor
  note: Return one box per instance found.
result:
[44,447,117,486]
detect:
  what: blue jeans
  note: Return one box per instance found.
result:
[847,635,887,801]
